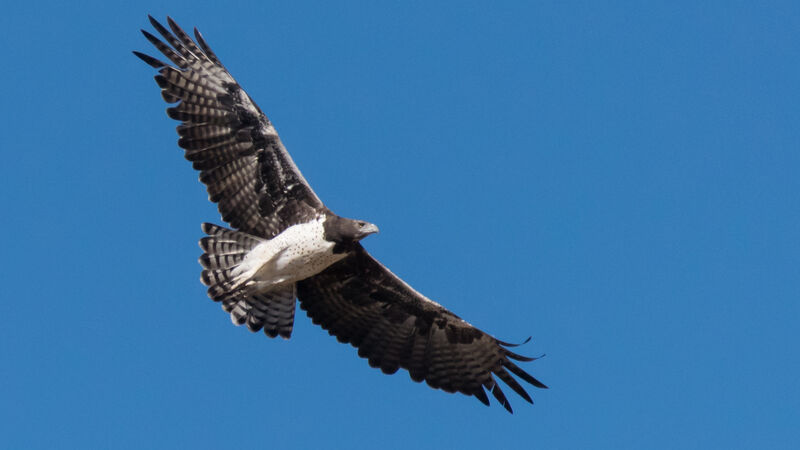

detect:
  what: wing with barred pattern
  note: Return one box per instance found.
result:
[297,246,547,413]
[135,16,324,239]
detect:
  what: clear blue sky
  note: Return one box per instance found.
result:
[1,1,798,448]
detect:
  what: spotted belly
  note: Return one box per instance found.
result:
[246,218,345,289]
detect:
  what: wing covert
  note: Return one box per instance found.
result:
[296,246,547,413]
[136,16,324,238]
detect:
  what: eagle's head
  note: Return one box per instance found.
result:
[323,215,379,246]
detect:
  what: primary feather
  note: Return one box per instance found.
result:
[136,15,547,413]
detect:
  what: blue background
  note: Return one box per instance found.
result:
[2,1,798,448]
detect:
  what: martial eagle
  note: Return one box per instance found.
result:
[135,16,547,413]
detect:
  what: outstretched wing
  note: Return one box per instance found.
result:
[135,16,323,238]
[296,247,547,413]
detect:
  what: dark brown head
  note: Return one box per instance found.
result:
[323,215,379,250]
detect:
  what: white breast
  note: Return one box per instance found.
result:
[236,216,345,292]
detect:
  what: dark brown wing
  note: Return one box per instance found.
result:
[296,246,547,413]
[135,16,324,238]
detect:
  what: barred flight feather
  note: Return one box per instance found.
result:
[297,247,547,413]
[137,16,547,413]
[135,15,323,240]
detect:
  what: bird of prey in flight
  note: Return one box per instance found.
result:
[135,16,547,413]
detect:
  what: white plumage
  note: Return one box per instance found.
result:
[234,216,346,292]
[137,16,547,412]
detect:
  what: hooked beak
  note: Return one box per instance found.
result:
[360,222,379,239]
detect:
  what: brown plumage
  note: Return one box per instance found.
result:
[136,15,547,413]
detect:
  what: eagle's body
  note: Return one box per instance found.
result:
[241,217,343,288]
[202,214,376,302]
[136,16,547,413]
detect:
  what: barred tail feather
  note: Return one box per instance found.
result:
[222,286,297,339]
[199,222,262,300]
[198,222,297,339]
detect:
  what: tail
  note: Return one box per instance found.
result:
[198,223,263,301]
[199,223,297,339]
